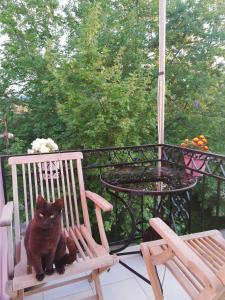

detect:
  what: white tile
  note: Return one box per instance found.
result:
[102,278,149,300]
[25,293,44,300]
[119,254,166,281]
[92,261,134,286]
[60,289,95,300]
[120,244,140,252]
[162,268,191,300]
[43,279,92,300]
[134,277,155,300]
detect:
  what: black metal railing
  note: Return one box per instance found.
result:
[1,144,225,250]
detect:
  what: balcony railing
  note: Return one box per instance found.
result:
[0,144,225,250]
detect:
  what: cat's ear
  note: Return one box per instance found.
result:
[36,195,46,209]
[53,199,64,211]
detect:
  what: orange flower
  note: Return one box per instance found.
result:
[180,135,209,152]
[197,141,204,146]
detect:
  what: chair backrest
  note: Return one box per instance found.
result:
[8,152,91,248]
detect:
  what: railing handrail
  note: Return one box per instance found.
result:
[1,143,224,161]
[163,144,225,160]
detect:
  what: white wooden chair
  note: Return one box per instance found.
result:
[0,152,118,299]
[141,217,225,300]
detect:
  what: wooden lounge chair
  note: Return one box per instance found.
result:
[141,217,225,300]
[0,152,118,299]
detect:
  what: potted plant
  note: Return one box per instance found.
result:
[28,138,59,179]
[180,135,209,177]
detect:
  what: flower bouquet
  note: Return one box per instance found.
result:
[28,138,59,154]
[180,135,209,177]
[28,138,59,179]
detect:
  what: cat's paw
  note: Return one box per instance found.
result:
[36,273,45,281]
[56,265,65,274]
[45,268,55,275]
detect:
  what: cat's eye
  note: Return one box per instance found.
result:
[39,213,44,218]
[49,215,55,219]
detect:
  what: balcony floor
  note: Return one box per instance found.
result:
[25,245,190,300]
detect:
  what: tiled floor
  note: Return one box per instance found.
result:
[25,245,190,300]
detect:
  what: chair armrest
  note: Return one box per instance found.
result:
[85,191,113,212]
[150,218,221,289]
[0,201,14,227]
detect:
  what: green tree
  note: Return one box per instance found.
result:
[0,0,224,154]
[0,0,66,152]
[164,0,225,153]
[54,0,157,149]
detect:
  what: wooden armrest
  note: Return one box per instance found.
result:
[150,218,221,289]
[0,201,13,227]
[85,191,113,212]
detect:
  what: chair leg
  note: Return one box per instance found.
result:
[17,290,24,300]
[5,281,24,300]
[141,246,163,300]
[92,270,103,300]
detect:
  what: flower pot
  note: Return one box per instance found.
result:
[183,154,206,177]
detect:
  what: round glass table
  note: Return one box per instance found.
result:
[101,166,197,195]
[101,165,197,252]
[101,165,197,285]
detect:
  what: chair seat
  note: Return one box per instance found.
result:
[12,225,117,292]
[142,229,225,299]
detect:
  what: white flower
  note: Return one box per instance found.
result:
[39,145,50,153]
[27,149,34,154]
[28,138,59,154]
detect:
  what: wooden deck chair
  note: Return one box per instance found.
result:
[0,152,118,300]
[141,217,225,300]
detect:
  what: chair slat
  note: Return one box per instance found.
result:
[198,238,225,265]
[11,165,21,255]
[49,161,55,202]
[68,228,87,261]
[55,161,61,199]
[166,259,202,298]
[33,163,39,200]
[173,256,203,292]
[161,244,203,292]
[187,240,220,271]
[210,235,225,252]
[65,160,75,228]
[193,239,223,267]
[77,159,91,233]
[80,225,108,257]
[38,162,44,198]
[205,237,225,259]
[27,164,34,218]
[74,226,94,258]
[43,162,50,202]
[22,164,29,226]
[59,160,69,229]
[149,244,201,299]
[70,160,80,228]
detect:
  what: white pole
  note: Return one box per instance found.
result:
[157,0,166,198]
[157,0,166,166]
[157,0,166,159]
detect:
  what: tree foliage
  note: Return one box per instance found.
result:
[0,0,224,153]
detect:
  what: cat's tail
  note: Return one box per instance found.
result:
[62,237,77,265]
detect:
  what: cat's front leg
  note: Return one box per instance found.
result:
[45,251,55,275]
[30,253,45,281]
